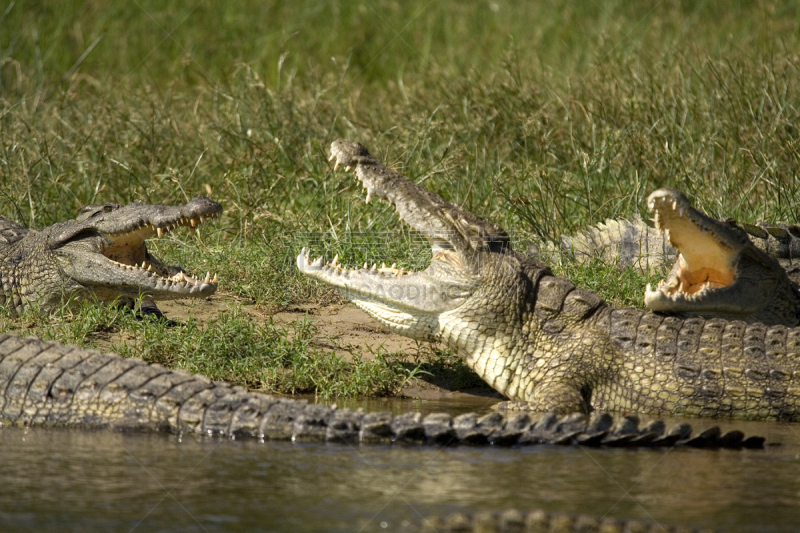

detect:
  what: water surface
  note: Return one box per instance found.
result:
[1,398,799,532]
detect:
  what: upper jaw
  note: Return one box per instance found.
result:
[55,197,223,300]
[298,140,499,319]
[85,197,222,237]
[644,188,742,304]
[328,140,510,257]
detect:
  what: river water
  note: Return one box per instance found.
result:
[1,397,799,532]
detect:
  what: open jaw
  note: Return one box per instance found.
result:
[642,188,762,315]
[296,141,484,338]
[62,198,222,302]
[297,248,473,337]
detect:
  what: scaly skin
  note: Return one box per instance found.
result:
[299,141,800,420]
[542,215,675,272]
[556,215,800,271]
[0,334,764,449]
[0,198,221,314]
[400,508,714,533]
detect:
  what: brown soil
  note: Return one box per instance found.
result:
[156,295,501,403]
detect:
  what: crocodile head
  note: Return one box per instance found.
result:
[643,188,799,326]
[10,197,222,313]
[298,140,521,344]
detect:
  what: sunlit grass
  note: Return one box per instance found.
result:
[1,1,798,397]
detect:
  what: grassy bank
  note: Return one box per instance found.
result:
[1,1,798,397]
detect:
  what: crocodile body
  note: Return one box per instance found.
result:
[0,198,221,314]
[299,140,800,421]
[0,333,763,449]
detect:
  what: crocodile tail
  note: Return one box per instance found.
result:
[0,334,765,449]
[560,215,675,272]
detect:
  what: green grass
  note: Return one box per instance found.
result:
[0,301,415,399]
[1,1,799,397]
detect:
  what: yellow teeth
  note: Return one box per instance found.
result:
[109,212,220,240]
[108,256,218,285]
[299,249,411,277]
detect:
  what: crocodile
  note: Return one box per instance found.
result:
[0,333,764,449]
[643,188,800,327]
[399,508,713,533]
[298,140,800,420]
[534,195,800,327]
[0,197,221,315]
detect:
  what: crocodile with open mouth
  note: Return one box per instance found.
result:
[298,140,800,420]
[0,197,221,314]
[534,192,800,326]
[643,188,800,326]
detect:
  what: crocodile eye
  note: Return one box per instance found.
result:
[103,204,114,213]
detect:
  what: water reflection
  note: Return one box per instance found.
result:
[1,401,800,532]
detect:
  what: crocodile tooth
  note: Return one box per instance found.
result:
[204,272,211,284]
[672,200,678,211]
[381,262,386,268]
[312,256,324,267]
[157,227,163,238]
[646,283,652,293]
[147,265,154,272]
[391,263,397,269]
[190,218,198,227]
[331,254,339,267]
[371,263,377,270]
[212,273,218,284]
[334,161,340,171]
[363,262,368,269]
[141,261,146,269]
[328,153,336,162]
[365,191,372,203]
[345,165,352,172]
